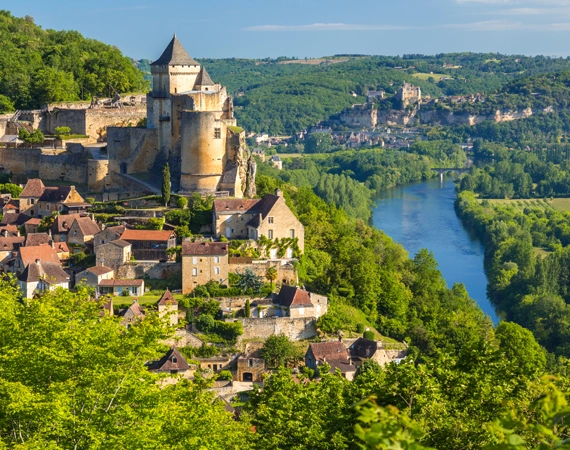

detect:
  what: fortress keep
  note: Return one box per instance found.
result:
[107,35,256,197]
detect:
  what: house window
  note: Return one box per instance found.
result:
[268,216,274,224]
[214,128,221,139]
[172,356,177,364]
[290,229,295,238]
[268,230,273,239]
[215,256,220,263]
[192,257,198,264]
[30,199,35,205]
[132,287,139,296]
[215,267,220,275]
[192,268,197,276]
[248,359,254,367]
[170,370,177,374]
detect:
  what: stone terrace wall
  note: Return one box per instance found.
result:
[0,148,42,174]
[117,261,181,280]
[236,317,317,342]
[229,258,298,285]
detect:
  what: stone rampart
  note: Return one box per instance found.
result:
[0,148,42,174]
[117,261,181,280]
[38,151,89,184]
[235,317,317,342]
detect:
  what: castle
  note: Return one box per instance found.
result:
[108,35,256,197]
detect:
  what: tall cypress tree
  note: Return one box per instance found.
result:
[162,163,171,207]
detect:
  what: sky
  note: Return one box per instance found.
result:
[5,0,570,59]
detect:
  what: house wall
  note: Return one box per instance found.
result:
[182,254,229,294]
[214,212,256,239]
[255,196,305,253]
[117,261,180,280]
[95,242,131,272]
[236,317,317,342]
[237,357,265,382]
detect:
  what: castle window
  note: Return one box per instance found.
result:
[214,128,221,139]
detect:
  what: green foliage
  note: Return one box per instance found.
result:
[18,128,44,144]
[176,196,188,209]
[0,183,22,198]
[305,132,333,154]
[245,299,251,318]
[217,370,233,381]
[236,268,264,294]
[363,330,375,340]
[0,94,14,113]
[260,334,303,369]
[162,162,171,207]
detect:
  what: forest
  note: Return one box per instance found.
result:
[0,10,147,111]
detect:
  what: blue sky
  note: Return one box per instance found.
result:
[6,0,570,59]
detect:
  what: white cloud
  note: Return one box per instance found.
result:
[243,23,412,32]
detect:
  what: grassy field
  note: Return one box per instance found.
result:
[278,57,349,65]
[411,73,448,81]
[480,198,570,213]
[112,293,185,309]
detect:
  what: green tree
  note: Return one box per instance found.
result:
[162,162,171,207]
[260,334,302,368]
[245,299,251,318]
[0,94,14,113]
[304,132,333,154]
[237,268,264,294]
[265,266,278,289]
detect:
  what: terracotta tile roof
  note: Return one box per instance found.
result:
[157,288,178,306]
[147,347,189,372]
[20,179,45,198]
[2,199,18,210]
[24,218,41,225]
[99,279,144,287]
[54,242,69,253]
[19,244,60,267]
[308,341,348,362]
[39,186,72,203]
[327,359,356,374]
[72,217,101,236]
[24,233,50,247]
[0,225,19,236]
[181,241,228,256]
[121,229,175,242]
[109,239,131,248]
[151,35,199,66]
[118,300,144,321]
[275,285,312,307]
[213,198,260,214]
[1,213,30,226]
[18,261,69,284]
[0,236,25,251]
[51,214,82,234]
[86,265,114,276]
[348,338,379,360]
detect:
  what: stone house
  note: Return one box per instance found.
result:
[0,225,20,237]
[2,199,18,215]
[269,155,282,170]
[18,259,70,298]
[305,341,356,380]
[49,214,83,242]
[98,279,144,297]
[181,241,228,294]
[95,239,132,272]
[213,189,304,257]
[118,299,145,327]
[237,353,266,382]
[196,356,232,373]
[75,265,114,292]
[0,235,25,271]
[93,225,125,248]
[19,179,89,218]
[147,347,189,376]
[0,213,31,227]
[67,217,101,248]
[157,288,179,326]
[24,218,41,234]
[15,244,61,275]
[120,229,176,261]
[251,285,327,319]
[348,338,407,368]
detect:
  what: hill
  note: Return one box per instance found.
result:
[0,11,147,111]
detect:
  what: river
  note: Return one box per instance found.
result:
[372,176,498,323]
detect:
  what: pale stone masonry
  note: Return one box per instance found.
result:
[181,241,229,294]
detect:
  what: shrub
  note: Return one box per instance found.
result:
[196,314,215,333]
[363,330,375,341]
[85,197,95,204]
[176,196,188,209]
[217,370,233,381]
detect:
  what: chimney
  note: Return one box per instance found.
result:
[35,258,40,264]
[275,188,283,198]
[1,230,7,237]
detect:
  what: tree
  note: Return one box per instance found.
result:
[245,299,251,318]
[304,132,333,154]
[237,268,264,294]
[265,266,278,289]
[261,334,302,368]
[162,162,171,207]
[0,95,14,114]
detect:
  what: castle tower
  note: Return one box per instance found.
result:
[147,34,201,154]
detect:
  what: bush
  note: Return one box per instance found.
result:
[217,370,233,381]
[363,330,375,341]
[85,197,95,204]
[196,314,215,333]
[356,323,365,334]
[176,196,188,209]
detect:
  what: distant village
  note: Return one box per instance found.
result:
[0,36,406,396]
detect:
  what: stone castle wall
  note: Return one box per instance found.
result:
[38,151,89,184]
[236,317,317,342]
[0,148,42,174]
[117,261,181,280]
[88,159,109,191]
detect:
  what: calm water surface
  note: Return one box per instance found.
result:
[372,176,498,323]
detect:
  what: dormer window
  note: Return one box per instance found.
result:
[172,356,177,364]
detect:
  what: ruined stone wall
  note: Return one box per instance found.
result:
[107,127,158,175]
[236,317,317,342]
[117,261,181,280]
[38,152,89,184]
[0,148,42,174]
[88,159,109,192]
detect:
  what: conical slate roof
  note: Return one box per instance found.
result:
[151,34,199,66]
[194,66,215,87]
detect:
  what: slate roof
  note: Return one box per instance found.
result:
[72,217,101,236]
[246,194,280,228]
[20,179,45,198]
[213,198,260,214]
[308,341,348,362]
[0,236,25,251]
[275,285,313,308]
[109,239,131,248]
[181,241,228,256]
[151,35,199,66]
[19,244,60,267]
[18,261,69,284]
[1,213,31,226]
[194,66,215,86]
[121,229,175,242]
[99,279,144,287]
[39,186,71,203]
[51,214,82,234]
[147,347,189,372]
[24,233,50,247]
[157,288,178,306]
[348,338,379,360]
